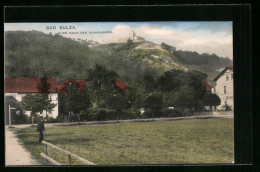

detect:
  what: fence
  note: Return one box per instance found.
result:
[41,140,96,165]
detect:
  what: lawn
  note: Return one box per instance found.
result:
[15,118,234,165]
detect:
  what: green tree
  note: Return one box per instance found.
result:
[144,95,163,120]
[21,94,56,119]
[109,93,130,121]
[172,85,198,116]
[180,71,207,101]
[36,77,56,118]
[87,64,119,108]
[157,70,183,92]
[65,84,91,114]
[37,77,51,93]
[161,42,176,53]
[203,94,221,110]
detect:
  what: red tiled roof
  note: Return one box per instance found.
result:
[5,78,57,93]
[113,80,131,91]
[5,78,131,93]
[57,80,131,93]
[204,82,211,90]
[57,79,92,93]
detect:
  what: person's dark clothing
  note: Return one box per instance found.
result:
[37,121,45,143]
[39,132,44,143]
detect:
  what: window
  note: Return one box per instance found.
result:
[224,86,226,94]
[231,73,233,79]
[226,75,229,80]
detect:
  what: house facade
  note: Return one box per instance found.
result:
[5,78,59,118]
[212,66,234,111]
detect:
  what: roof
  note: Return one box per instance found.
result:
[57,79,91,93]
[204,82,211,90]
[213,66,233,81]
[5,78,57,93]
[113,80,131,91]
[5,78,131,93]
[57,80,131,93]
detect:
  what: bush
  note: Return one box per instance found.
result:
[163,109,183,117]
[124,107,141,119]
[45,116,58,123]
[55,115,65,123]
[87,108,117,121]
[142,109,164,119]
[13,114,30,124]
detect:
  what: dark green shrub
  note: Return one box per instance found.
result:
[164,109,183,117]
[87,108,117,121]
[46,117,58,123]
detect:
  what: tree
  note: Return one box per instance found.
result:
[143,73,156,92]
[203,94,221,110]
[161,42,176,53]
[173,85,197,115]
[37,77,51,93]
[87,64,119,108]
[36,77,56,118]
[65,83,91,114]
[157,70,183,92]
[109,93,130,121]
[144,95,163,120]
[180,71,207,100]
[21,94,56,119]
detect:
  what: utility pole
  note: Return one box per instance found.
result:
[9,105,16,126]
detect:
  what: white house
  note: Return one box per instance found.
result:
[212,66,234,111]
[5,78,59,118]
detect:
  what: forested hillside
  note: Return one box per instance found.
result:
[5,31,232,84]
[5,31,143,83]
[5,31,171,83]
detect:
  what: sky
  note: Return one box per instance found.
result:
[5,22,233,59]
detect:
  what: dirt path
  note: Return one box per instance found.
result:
[5,127,40,166]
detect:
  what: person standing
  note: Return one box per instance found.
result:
[37,117,45,143]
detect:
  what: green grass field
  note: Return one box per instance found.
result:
[16,119,234,165]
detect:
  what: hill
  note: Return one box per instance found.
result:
[5,31,232,85]
[5,31,134,83]
[92,40,232,84]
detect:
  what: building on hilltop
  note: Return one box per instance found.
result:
[117,30,145,43]
[212,66,234,111]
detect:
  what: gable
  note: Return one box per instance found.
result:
[213,66,233,81]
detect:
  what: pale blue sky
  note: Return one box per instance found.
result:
[5,22,233,59]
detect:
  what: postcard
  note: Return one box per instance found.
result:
[4,21,234,166]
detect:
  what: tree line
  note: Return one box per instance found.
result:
[18,64,220,124]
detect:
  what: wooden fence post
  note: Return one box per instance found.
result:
[46,144,48,156]
[68,155,72,165]
[41,140,96,165]
[45,144,48,163]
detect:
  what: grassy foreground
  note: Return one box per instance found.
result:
[16,119,234,165]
